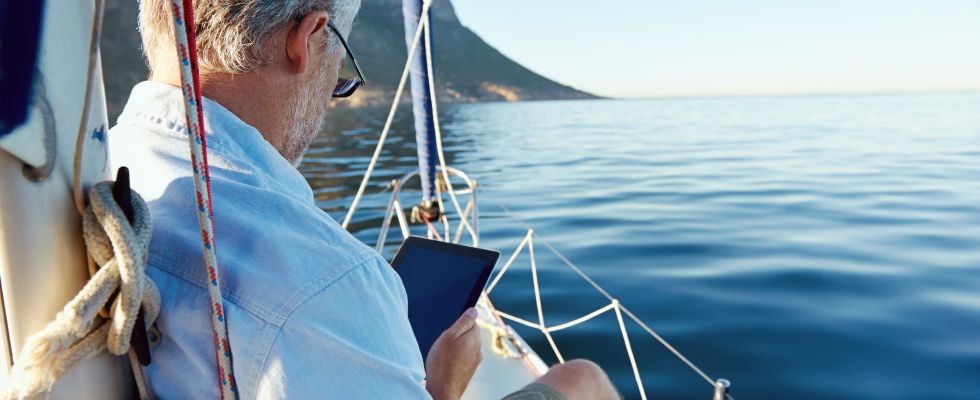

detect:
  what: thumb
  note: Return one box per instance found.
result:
[445,307,479,339]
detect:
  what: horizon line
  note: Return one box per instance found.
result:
[597,88,980,102]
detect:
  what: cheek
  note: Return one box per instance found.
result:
[321,57,341,89]
[323,70,338,98]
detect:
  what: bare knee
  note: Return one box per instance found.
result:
[550,359,606,383]
[535,359,619,400]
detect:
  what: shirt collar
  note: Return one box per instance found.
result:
[118,81,315,204]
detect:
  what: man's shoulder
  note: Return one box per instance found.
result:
[109,82,390,325]
[137,150,382,323]
[110,81,314,204]
[146,221,388,325]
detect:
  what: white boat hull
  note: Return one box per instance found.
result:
[0,0,128,398]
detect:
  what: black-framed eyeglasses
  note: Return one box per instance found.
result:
[326,20,366,98]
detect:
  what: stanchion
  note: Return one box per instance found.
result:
[713,379,730,400]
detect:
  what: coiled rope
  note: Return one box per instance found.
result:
[1,183,160,400]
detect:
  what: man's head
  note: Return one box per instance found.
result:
[139,0,360,166]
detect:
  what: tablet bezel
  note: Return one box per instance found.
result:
[390,236,500,328]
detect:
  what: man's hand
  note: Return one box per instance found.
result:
[425,308,483,400]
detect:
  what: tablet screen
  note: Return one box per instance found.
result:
[391,237,499,363]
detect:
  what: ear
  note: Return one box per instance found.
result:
[286,11,330,74]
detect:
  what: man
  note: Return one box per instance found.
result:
[111,0,620,399]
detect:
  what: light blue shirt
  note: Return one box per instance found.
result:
[109,81,429,400]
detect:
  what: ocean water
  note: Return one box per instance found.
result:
[303,92,980,400]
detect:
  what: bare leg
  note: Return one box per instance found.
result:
[534,359,620,400]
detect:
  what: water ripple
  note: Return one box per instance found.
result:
[305,92,980,400]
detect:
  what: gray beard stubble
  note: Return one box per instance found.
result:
[277,62,332,167]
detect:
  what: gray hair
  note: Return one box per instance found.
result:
[139,0,360,74]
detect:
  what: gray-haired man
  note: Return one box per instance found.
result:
[113,0,619,398]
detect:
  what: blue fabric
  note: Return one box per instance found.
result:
[0,0,44,135]
[109,81,429,400]
[402,0,438,201]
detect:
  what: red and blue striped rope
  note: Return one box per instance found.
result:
[168,0,236,398]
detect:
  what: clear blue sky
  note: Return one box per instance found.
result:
[450,0,980,99]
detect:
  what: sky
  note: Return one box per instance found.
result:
[450,0,980,99]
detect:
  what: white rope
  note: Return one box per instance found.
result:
[525,236,563,364]
[394,197,411,240]
[436,185,450,240]
[485,230,532,294]
[452,188,478,244]
[333,0,726,393]
[546,303,615,333]
[1,182,160,399]
[477,188,616,301]
[72,0,106,216]
[494,311,541,330]
[478,186,721,388]
[617,304,715,385]
[614,300,647,400]
[128,350,151,399]
[422,15,477,245]
[452,199,473,244]
[342,2,479,249]
[341,0,433,229]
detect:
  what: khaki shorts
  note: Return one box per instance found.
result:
[501,383,568,400]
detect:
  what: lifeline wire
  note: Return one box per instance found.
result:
[477,186,720,388]
[336,0,728,395]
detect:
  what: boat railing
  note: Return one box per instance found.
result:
[342,1,733,397]
[359,171,733,400]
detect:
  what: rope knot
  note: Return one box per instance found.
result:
[3,182,160,399]
[83,181,159,356]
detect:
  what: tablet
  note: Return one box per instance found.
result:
[390,236,500,362]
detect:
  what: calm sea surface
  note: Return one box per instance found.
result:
[302,93,980,400]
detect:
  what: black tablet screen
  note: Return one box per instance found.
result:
[392,238,498,362]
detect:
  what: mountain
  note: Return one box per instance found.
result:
[100,0,599,121]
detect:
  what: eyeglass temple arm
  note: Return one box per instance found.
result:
[327,20,366,86]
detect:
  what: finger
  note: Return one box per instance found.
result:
[460,323,482,349]
[444,307,479,339]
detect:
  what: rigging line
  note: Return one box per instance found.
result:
[493,310,542,330]
[422,15,478,244]
[421,214,443,241]
[529,235,565,363]
[478,186,719,385]
[542,328,564,364]
[360,184,392,209]
[392,198,411,240]
[545,302,616,333]
[72,0,107,215]
[452,198,474,244]
[618,304,715,386]
[614,301,647,400]
[476,187,614,301]
[375,182,401,252]
[343,186,392,229]
[340,0,433,229]
[435,184,450,240]
[485,230,532,294]
[169,0,236,396]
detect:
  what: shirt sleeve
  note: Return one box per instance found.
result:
[254,256,431,400]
